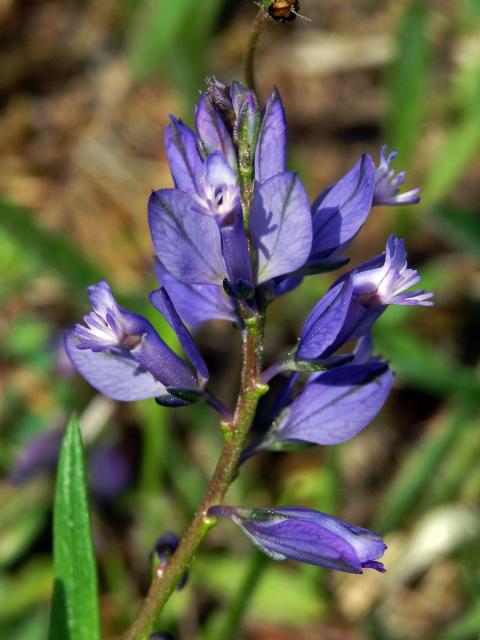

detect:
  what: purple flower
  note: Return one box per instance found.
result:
[351,235,433,306]
[209,505,386,574]
[373,146,420,206]
[65,281,208,403]
[245,336,393,458]
[296,235,432,363]
[148,82,312,312]
[190,152,241,225]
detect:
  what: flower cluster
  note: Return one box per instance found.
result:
[66,78,432,574]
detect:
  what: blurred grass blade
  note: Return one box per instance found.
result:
[385,0,430,165]
[128,0,225,111]
[374,328,480,398]
[0,198,104,290]
[435,205,480,260]
[48,416,100,640]
[373,403,477,533]
[423,103,480,205]
[128,0,195,79]
[437,599,480,640]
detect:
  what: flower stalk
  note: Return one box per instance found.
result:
[244,8,269,93]
[123,313,267,640]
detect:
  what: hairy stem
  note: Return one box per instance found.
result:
[123,313,267,640]
[244,8,268,93]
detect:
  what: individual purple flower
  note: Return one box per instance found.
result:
[65,281,208,404]
[295,235,433,364]
[373,146,421,206]
[208,505,386,574]
[245,336,393,458]
[351,234,433,307]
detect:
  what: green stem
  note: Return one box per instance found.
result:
[216,550,268,640]
[123,314,267,640]
[244,8,268,93]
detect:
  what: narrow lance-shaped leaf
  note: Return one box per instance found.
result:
[48,416,100,640]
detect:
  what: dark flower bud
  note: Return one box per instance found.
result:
[152,531,189,591]
[204,77,236,126]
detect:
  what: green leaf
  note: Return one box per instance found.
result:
[437,599,480,640]
[385,0,430,165]
[374,328,480,398]
[423,103,480,205]
[48,416,100,640]
[0,480,49,568]
[127,0,225,112]
[373,403,477,533]
[435,205,480,260]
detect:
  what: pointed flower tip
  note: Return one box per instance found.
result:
[73,281,142,352]
[210,505,387,574]
[373,145,420,206]
[353,234,433,307]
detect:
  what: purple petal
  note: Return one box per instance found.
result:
[219,215,253,287]
[148,189,226,285]
[149,288,209,384]
[241,518,363,571]
[195,94,237,171]
[231,81,248,115]
[310,154,376,258]
[373,146,421,206]
[164,117,203,193]
[154,259,237,324]
[274,507,387,569]
[250,172,312,284]
[210,505,386,574]
[277,362,394,445]
[271,275,303,297]
[350,235,434,307]
[204,152,237,188]
[255,87,287,183]
[65,331,171,401]
[297,279,354,360]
